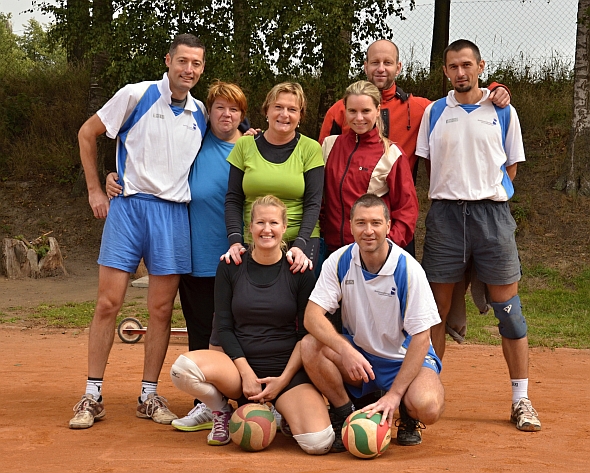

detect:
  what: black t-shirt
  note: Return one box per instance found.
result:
[214,252,316,374]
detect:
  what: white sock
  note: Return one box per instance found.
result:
[511,378,528,403]
[140,380,158,402]
[86,378,103,401]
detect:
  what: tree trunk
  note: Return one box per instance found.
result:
[232,0,250,89]
[555,0,590,196]
[430,0,451,98]
[316,3,354,139]
[430,0,450,70]
[66,0,90,64]
[72,0,114,197]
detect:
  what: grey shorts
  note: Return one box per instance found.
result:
[422,200,521,285]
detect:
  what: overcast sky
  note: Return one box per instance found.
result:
[0,0,55,33]
[1,0,578,70]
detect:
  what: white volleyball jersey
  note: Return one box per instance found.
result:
[416,88,525,201]
[97,73,207,203]
[310,241,440,360]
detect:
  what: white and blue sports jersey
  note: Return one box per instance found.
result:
[97,73,207,203]
[416,88,525,201]
[310,241,440,360]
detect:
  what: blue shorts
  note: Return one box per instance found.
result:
[342,332,442,399]
[422,200,521,285]
[98,194,191,275]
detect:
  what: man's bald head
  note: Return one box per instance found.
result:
[366,40,399,63]
[364,40,402,91]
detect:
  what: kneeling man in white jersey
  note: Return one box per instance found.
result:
[301,194,444,452]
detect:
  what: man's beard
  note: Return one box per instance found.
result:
[454,83,473,93]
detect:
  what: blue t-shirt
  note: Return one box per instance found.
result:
[188,131,234,276]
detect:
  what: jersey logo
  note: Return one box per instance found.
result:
[345,280,354,285]
[477,118,498,126]
[504,304,512,314]
[445,117,458,123]
[152,113,164,119]
[391,287,396,295]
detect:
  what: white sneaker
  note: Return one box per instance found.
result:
[171,402,214,432]
[511,398,541,432]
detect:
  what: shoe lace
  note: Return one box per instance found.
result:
[187,402,207,417]
[144,395,169,417]
[517,399,538,417]
[395,415,426,432]
[73,396,95,413]
[212,411,229,432]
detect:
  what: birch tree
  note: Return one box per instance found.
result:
[555,0,590,196]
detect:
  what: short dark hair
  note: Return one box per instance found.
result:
[443,39,481,66]
[169,34,206,61]
[350,194,390,222]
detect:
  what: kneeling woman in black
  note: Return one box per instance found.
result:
[170,195,334,454]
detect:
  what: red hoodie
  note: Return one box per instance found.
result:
[321,127,418,251]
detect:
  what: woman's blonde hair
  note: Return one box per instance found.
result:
[261,82,307,122]
[249,195,288,253]
[206,80,248,121]
[342,80,390,151]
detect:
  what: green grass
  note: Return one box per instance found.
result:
[0,301,186,329]
[464,267,590,349]
[3,266,590,349]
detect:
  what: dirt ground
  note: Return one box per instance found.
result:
[0,324,588,472]
[1,149,590,471]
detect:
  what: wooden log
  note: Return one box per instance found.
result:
[1,237,66,279]
[39,237,68,277]
[1,238,39,279]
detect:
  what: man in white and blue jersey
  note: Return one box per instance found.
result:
[301,194,445,452]
[70,34,207,430]
[416,39,541,432]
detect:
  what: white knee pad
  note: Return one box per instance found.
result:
[170,354,207,397]
[293,425,335,455]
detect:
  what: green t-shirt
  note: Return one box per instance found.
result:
[227,134,324,243]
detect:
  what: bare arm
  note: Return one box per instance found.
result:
[249,341,303,402]
[362,329,431,426]
[488,82,511,108]
[506,163,518,181]
[78,114,110,219]
[232,357,262,400]
[105,172,122,198]
[304,301,374,383]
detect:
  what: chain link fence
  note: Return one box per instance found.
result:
[385,0,577,75]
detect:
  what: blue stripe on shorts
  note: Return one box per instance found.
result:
[342,331,442,399]
[98,194,191,275]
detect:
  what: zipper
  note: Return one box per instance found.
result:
[338,135,361,246]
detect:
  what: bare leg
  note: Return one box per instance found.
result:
[429,282,456,360]
[181,350,243,400]
[275,384,331,436]
[487,282,528,379]
[142,274,180,382]
[403,367,445,425]
[300,334,352,407]
[88,266,129,378]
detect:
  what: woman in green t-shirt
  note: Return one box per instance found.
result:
[223,82,324,274]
